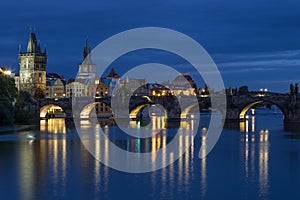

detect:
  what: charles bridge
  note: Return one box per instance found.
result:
[37,92,300,131]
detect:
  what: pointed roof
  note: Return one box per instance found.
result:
[27,30,38,53]
[82,37,94,65]
[107,68,120,79]
[37,42,41,54]
[24,28,46,54]
[83,37,91,59]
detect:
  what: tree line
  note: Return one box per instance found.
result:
[0,72,35,125]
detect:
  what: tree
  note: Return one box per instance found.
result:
[0,73,17,102]
[0,97,14,125]
[14,91,34,124]
[34,87,45,99]
[15,91,33,111]
[290,84,294,94]
[0,73,17,125]
[238,86,249,95]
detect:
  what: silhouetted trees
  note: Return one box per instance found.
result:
[14,91,35,124]
[290,83,298,95]
[34,87,45,99]
[0,73,17,125]
[0,73,36,125]
[238,86,249,95]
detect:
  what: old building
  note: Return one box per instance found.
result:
[171,73,198,96]
[19,29,47,97]
[46,73,66,98]
[66,79,85,97]
[87,78,101,97]
[106,68,120,95]
[120,77,149,96]
[94,78,112,117]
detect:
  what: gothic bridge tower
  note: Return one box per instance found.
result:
[19,29,47,97]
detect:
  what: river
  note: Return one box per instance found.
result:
[0,108,299,200]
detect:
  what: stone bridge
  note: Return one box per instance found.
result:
[38,92,300,130]
[226,93,300,130]
[38,95,200,121]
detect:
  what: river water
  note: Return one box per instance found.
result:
[0,109,300,200]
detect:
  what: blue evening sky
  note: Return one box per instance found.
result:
[0,0,300,92]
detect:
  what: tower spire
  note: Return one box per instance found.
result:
[83,36,91,60]
[37,40,41,53]
[27,28,37,53]
[82,37,93,64]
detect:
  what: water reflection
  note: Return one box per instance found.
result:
[0,113,289,199]
[18,141,35,200]
[40,119,66,133]
[259,129,269,198]
[200,128,207,197]
[76,116,197,193]
[240,116,256,133]
[241,115,270,199]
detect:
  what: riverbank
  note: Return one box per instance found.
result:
[0,125,36,134]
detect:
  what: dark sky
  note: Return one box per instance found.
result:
[1,0,300,92]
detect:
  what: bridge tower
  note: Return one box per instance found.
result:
[77,38,96,80]
[19,29,47,97]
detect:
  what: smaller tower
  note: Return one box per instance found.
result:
[77,38,96,80]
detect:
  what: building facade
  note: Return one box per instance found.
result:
[46,78,65,98]
[19,30,47,97]
[95,78,112,117]
[45,73,66,98]
[66,79,85,97]
[105,68,120,95]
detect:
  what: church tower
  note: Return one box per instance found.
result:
[77,38,96,80]
[19,29,47,97]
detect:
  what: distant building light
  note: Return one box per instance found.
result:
[4,70,12,75]
[260,88,268,92]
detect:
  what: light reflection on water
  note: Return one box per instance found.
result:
[240,112,271,199]
[0,112,300,199]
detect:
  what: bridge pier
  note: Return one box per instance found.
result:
[284,121,300,132]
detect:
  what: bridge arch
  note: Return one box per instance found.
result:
[239,100,285,119]
[129,103,167,120]
[80,102,112,119]
[40,104,66,118]
[181,102,199,119]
